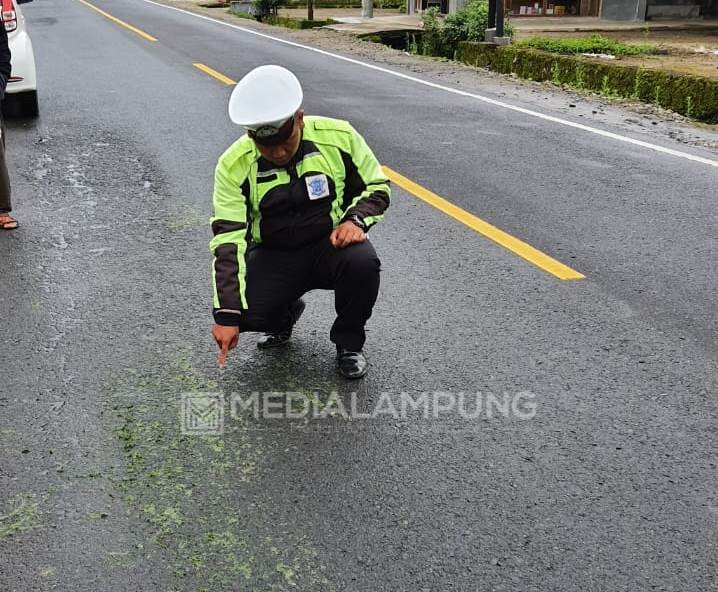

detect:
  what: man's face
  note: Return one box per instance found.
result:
[254,111,305,166]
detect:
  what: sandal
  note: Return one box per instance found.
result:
[0,214,18,230]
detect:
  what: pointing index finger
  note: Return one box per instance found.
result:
[218,343,229,368]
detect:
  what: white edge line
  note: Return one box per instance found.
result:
[139,0,718,169]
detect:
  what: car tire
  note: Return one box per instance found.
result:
[2,90,39,119]
[18,90,39,118]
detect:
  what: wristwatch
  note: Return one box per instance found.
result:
[346,214,366,231]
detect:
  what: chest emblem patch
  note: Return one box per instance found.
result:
[305,174,330,200]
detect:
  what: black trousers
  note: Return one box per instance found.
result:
[0,115,11,213]
[238,238,381,351]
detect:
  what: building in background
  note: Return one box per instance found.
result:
[603,0,716,19]
[506,0,599,16]
[408,0,717,19]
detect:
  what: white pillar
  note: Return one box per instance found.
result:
[362,0,374,18]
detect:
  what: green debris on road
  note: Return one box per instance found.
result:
[107,356,332,591]
[0,494,40,540]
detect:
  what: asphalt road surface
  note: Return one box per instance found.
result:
[1,0,717,590]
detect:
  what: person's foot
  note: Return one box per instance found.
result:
[257,299,306,349]
[256,330,292,349]
[0,213,18,230]
[336,347,368,379]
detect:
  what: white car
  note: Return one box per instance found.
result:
[3,0,37,117]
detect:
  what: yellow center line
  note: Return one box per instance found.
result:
[193,63,237,86]
[76,0,157,42]
[68,0,580,280]
[383,166,585,281]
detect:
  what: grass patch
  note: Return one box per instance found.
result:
[0,494,40,539]
[516,35,658,56]
[263,15,337,29]
[282,0,404,5]
[229,9,256,19]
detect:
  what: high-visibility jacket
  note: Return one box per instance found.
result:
[210,116,390,325]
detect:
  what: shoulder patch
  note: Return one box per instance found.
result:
[219,135,258,173]
[220,135,256,163]
[308,116,354,134]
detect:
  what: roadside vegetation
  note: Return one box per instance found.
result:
[404,4,712,121]
[458,42,718,122]
[418,0,512,58]
[279,0,403,7]
[261,13,338,27]
[205,0,716,121]
[249,0,402,26]
[515,35,658,56]
[418,10,655,60]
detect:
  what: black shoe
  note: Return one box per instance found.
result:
[336,347,368,379]
[257,299,306,349]
[256,331,292,349]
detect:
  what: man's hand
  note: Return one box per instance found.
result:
[330,221,366,249]
[212,324,240,368]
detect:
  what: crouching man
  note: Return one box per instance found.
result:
[211,65,390,379]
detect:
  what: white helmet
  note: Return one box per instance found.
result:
[228,65,303,131]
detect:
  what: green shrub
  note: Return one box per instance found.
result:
[408,33,419,53]
[574,62,585,88]
[253,0,286,18]
[419,0,513,58]
[420,7,445,56]
[600,74,621,98]
[515,35,657,56]
[444,0,490,44]
[653,85,664,106]
[632,67,648,99]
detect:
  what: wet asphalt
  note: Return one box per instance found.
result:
[1,0,717,590]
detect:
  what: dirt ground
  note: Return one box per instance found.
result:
[520,29,718,78]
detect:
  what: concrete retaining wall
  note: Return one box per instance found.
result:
[601,0,647,20]
[456,42,718,122]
